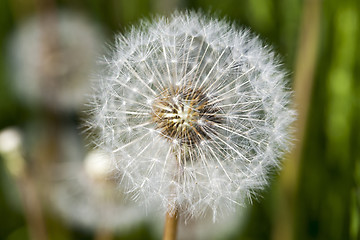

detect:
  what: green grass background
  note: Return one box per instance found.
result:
[0,0,359,239]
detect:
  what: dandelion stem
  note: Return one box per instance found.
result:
[18,172,48,240]
[0,129,49,240]
[163,208,179,240]
[94,228,113,240]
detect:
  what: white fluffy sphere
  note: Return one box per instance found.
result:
[9,11,102,111]
[89,11,295,220]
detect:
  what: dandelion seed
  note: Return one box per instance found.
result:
[88,11,295,225]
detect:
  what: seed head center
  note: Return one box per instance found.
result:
[170,103,194,126]
[151,87,223,145]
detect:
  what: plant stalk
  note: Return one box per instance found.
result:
[163,208,179,240]
[95,228,113,240]
[272,0,321,240]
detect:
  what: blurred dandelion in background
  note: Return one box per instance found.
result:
[47,149,148,232]
[4,9,115,240]
[8,11,102,111]
[88,11,296,236]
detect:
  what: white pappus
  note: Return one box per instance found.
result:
[87,11,296,221]
[8,11,102,111]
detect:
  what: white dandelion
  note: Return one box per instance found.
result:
[47,150,147,232]
[8,11,102,111]
[88,11,295,226]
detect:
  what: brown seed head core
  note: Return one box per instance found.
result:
[151,86,223,146]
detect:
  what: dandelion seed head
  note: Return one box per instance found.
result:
[88,11,296,220]
[8,11,102,111]
[48,150,148,231]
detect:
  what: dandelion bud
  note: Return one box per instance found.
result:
[88,12,296,220]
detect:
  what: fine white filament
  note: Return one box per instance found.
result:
[88,12,295,221]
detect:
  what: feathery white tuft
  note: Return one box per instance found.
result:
[48,150,147,231]
[88,11,296,221]
[8,11,102,111]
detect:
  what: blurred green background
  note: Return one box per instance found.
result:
[0,0,359,240]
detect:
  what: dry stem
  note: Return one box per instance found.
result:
[163,208,179,240]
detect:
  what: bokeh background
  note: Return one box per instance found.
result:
[0,0,359,240]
